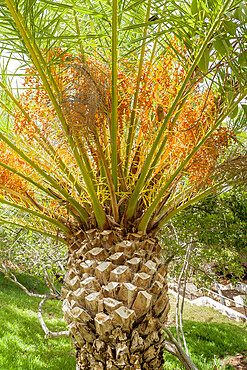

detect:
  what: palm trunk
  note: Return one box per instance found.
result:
[62,228,170,369]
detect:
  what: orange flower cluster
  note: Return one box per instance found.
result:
[187,127,234,185]
[0,142,32,198]
[163,88,232,184]
[11,47,232,190]
[134,54,232,185]
[117,61,137,133]
[13,66,57,143]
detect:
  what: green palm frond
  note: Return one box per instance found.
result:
[0,0,246,238]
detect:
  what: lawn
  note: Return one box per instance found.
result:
[0,271,246,369]
[0,271,75,370]
[164,295,247,369]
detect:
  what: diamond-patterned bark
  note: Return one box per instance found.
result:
[63,229,169,369]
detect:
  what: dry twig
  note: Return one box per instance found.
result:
[38,296,70,339]
[0,263,69,339]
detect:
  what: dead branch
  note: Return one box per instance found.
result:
[43,265,60,295]
[170,220,179,244]
[37,296,70,339]
[164,254,175,265]
[175,242,193,359]
[163,340,178,356]
[0,264,69,339]
[179,243,192,356]
[176,245,190,349]
[162,326,199,370]
[0,264,47,299]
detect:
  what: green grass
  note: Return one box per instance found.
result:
[0,272,247,370]
[0,271,75,370]
[163,295,247,369]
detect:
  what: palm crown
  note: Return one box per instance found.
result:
[0,0,246,239]
[1,1,247,369]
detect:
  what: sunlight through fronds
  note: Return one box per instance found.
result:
[0,0,246,236]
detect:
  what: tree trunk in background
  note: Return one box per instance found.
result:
[62,228,170,369]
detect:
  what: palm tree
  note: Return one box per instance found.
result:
[0,0,246,368]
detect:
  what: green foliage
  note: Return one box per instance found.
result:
[0,0,246,235]
[161,187,247,285]
[0,1,246,368]
[0,271,75,370]
[0,206,66,279]
[164,321,247,369]
[163,295,247,369]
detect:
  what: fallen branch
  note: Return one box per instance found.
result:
[37,296,70,339]
[0,263,47,298]
[0,264,69,339]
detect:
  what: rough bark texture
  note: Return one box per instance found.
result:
[62,228,170,369]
